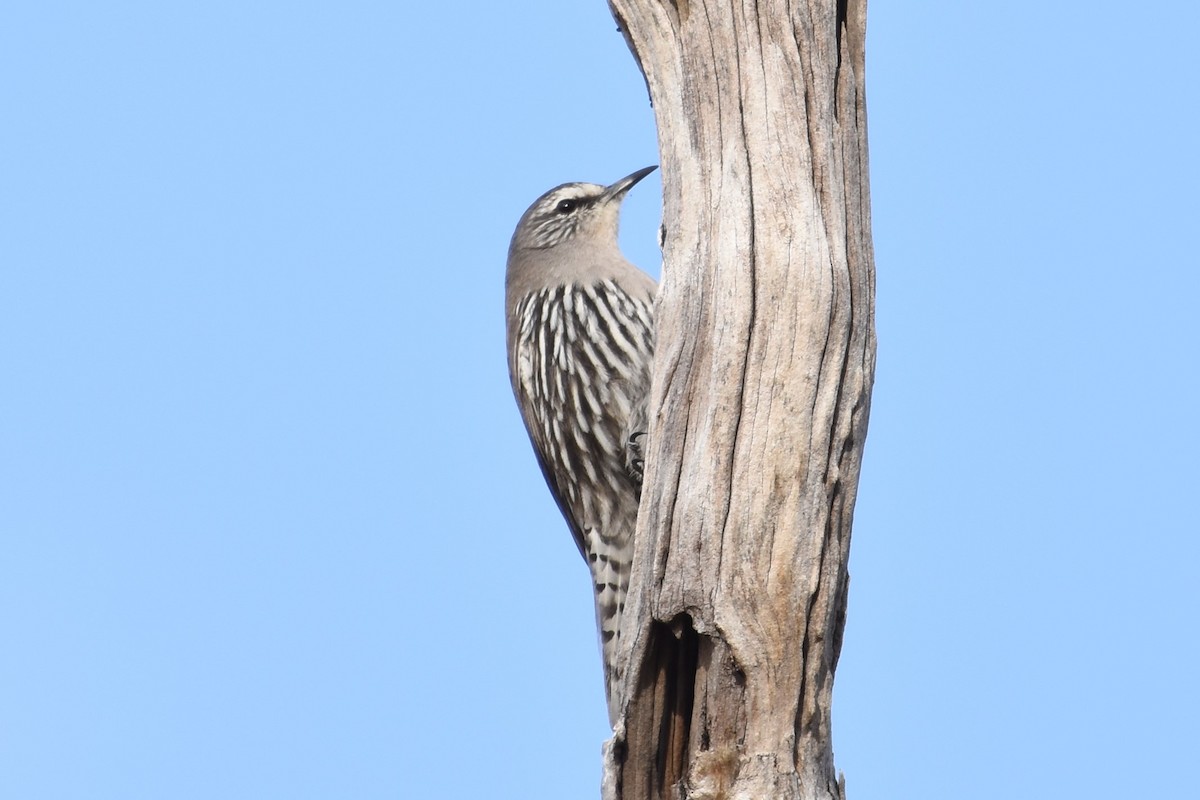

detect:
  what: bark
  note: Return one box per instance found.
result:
[602,2,875,798]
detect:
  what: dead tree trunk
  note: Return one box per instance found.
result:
[603,2,875,799]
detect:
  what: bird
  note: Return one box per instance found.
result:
[505,166,658,722]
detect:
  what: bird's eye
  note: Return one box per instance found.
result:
[556,199,577,214]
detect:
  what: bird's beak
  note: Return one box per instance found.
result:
[602,165,658,203]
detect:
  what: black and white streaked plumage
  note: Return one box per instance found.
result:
[505,166,657,722]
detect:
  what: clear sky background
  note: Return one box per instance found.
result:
[3,2,1197,798]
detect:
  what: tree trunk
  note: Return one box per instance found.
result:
[602,2,875,799]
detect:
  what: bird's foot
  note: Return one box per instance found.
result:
[626,431,647,486]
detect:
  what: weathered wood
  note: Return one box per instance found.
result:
[603,1,875,798]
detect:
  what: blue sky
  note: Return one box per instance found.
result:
[3,2,1197,798]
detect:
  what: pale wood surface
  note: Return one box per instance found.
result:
[602,2,875,798]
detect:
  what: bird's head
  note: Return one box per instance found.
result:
[509,166,657,252]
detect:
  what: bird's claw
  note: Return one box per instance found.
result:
[626,431,647,485]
